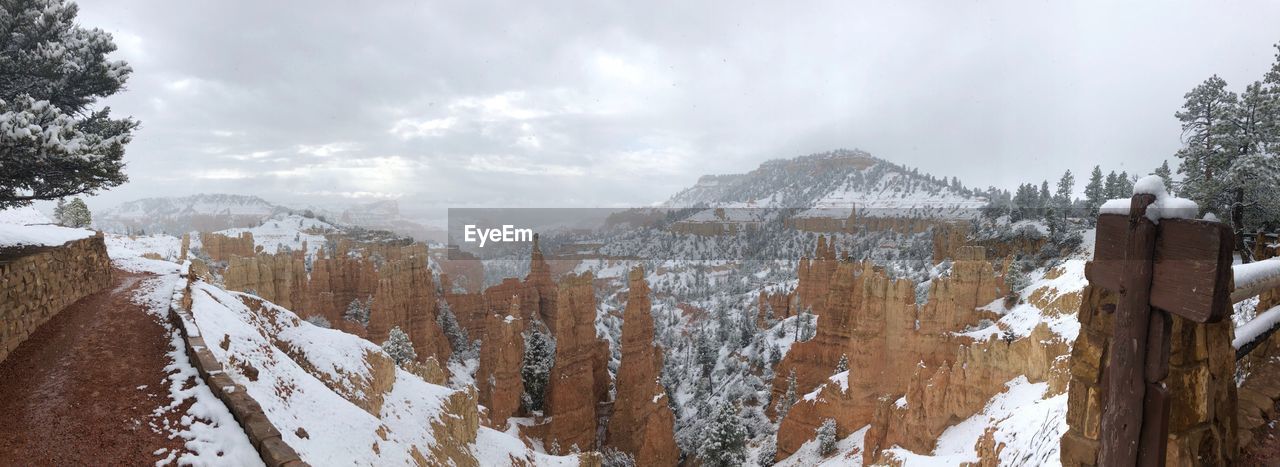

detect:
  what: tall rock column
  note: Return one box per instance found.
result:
[606,267,679,466]
[545,272,607,451]
[477,297,525,429]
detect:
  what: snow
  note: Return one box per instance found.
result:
[773,425,870,467]
[829,371,850,393]
[1098,176,1198,224]
[184,279,574,465]
[214,214,331,258]
[130,274,262,466]
[884,377,1065,466]
[0,206,94,248]
[105,233,183,274]
[1233,258,1280,297]
[1233,304,1280,351]
[963,259,1088,342]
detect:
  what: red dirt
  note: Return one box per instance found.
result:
[0,270,190,466]
[1242,397,1280,466]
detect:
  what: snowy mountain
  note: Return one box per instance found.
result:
[665,149,987,219]
[97,194,286,235]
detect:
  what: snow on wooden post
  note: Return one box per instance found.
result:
[1086,180,1234,467]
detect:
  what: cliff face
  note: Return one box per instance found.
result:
[545,272,611,451]
[221,238,452,369]
[443,235,611,450]
[200,231,257,261]
[605,267,679,466]
[772,238,1016,459]
[476,298,524,429]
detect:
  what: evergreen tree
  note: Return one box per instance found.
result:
[0,0,138,208]
[1084,166,1105,217]
[521,320,556,412]
[1153,160,1174,194]
[1116,171,1134,196]
[834,354,848,373]
[758,436,778,467]
[776,369,798,419]
[815,418,838,456]
[698,401,747,467]
[381,326,417,366]
[436,302,470,353]
[1038,180,1051,214]
[58,197,91,227]
[304,315,331,328]
[1054,170,1075,210]
[344,297,371,325]
[1174,75,1237,215]
[601,447,637,467]
[1103,171,1121,199]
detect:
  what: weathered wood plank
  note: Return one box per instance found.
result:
[1149,218,1233,323]
[1145,310,1171,382]
[1088,216,1233,323]
[1098,194,1158,466]
[1137,382,1170,467]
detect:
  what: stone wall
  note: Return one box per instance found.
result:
[0,234,112,364]
[1060,276,1238,466]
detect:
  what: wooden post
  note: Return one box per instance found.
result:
[1098,194,1158,465]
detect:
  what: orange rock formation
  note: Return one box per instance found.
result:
[605,267,679,466]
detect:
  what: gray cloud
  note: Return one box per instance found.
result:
[73,0,1280,218]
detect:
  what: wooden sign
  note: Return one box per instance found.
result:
[1086,194,1236,467]
[1086,214,1234,323]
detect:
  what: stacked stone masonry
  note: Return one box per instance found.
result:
[0,234,112,364]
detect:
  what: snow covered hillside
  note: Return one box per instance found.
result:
[97,194,286,234]
[664,149,987,219]
[183,276,586,465]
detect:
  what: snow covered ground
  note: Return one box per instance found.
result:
[0,206,94,248]
[213,214,331,258]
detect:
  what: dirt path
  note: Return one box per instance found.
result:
[0,270,189,465]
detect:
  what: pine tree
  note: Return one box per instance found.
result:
[381,326,417,366]
[601,447,637,467]
[0,0,138,208]
[1103,171,1120,199]
[776,369,798,419]
[59,197,91,228]
[1116,171,1134,196]
[1084,166,1105,217]
[436,302,470,353]
[698,401,747,467]
[815,418,838,456]
[834,354,848,373]
[344,297,371,325]
[1038,180,1051,216]
[1153,160,1174,194]
[1054,170,1075,210]
[1174,75,1237,216]
[521,320,556,412]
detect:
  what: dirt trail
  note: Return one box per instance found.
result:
[0,270,188,465]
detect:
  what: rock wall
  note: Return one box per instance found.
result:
[605,267,679,466]
[0,234,112,364]
[222,240,452,370]
[476,297,524,429]
[444,235,611,450]
[1060,277,1238,466]
[200,231,258,261]
[772,238,1011,459]
[545,272,611,451]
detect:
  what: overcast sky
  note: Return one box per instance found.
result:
[74,0,1280,216]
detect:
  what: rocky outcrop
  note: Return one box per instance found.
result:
[545,272,611,451]
[221,240,453,369]
[476,297,524,429]
[0,233,112,364]
[773,237,1012,459]
[605,267,679,466]
[864,323,1069,462]
[442,234,611,449]
[199,231,257,261]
